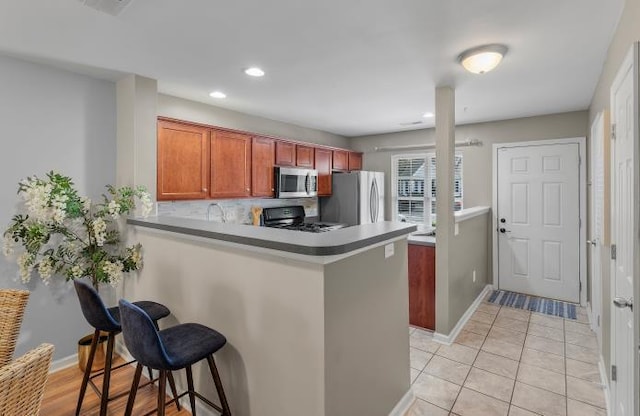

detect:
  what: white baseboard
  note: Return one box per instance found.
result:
[49,353,78,373]
[599,356,611,416]
[388,388,415,416]
[433,284,493,345]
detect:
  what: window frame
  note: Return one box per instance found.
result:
[391,152,463,228]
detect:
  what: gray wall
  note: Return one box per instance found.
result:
[588,0,640,380]
[445,214,491,334]
[350,111,588,220]
[158,94,350,149]
[325,241,409,416]
[0,54,117,361]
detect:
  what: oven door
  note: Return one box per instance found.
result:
[276,167,318,198]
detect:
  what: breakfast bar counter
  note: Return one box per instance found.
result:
[123,217,416,416]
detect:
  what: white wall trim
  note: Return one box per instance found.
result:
[388,388,415,416]
[599,355,612,416]
[49,353,78,373]
[455,206,490,223]
[491,137,588,306]
[434,284,493,344]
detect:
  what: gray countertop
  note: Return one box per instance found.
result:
[407,235,436,247]
[128,216,416,256]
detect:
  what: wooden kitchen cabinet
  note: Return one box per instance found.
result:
[275,141,295,166]
[157,120,210,201]
[314,148,332,196]
[296,145,315,168]
[332,150,349,171]
[251,136,276,197]
[348,152,363,171]
[210,130,252,198]
[408,244,435,330]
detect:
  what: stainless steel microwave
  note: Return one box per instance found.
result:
[275,167,318,198]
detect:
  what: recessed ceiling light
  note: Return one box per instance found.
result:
[458,44,508,74]
[423,112,434,118]
[209,91,227,99]
[244,67,265,77]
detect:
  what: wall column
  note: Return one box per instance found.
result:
[435,86,455,334]
[116,75,158,199]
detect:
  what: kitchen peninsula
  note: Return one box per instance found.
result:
[123,217,416,416]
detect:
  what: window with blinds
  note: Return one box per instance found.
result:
[392,153,463,227]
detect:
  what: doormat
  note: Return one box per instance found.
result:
[487,290,578,320]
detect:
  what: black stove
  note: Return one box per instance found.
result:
[262,206,346,233]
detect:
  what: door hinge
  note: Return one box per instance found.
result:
[612,365,617,381]
[579,281,582,293]
[611,244,617,260]
[579,218,582,228]
[611,124,617,140]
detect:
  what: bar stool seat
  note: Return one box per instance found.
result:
[73,280,180,416]
[119,299,232,416]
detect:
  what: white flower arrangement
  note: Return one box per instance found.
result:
[3,171,152,289]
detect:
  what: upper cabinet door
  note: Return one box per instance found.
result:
[275,141,295,166]
[333,150,348,171]
[315,148,332,196]
[252,136,276,197]
[296,145,315,168]
[157,120,210,201]
[348,152,363,171]
[210,130,252,198]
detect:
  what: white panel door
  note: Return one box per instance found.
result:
[590,112,605,346]
[497,143,581,302]
[610,47,636,416]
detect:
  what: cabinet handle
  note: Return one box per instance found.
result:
[202,188,207,192]
[246,188,250,192]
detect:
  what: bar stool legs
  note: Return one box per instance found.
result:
[75,329,181,416]
[207,355,232,416]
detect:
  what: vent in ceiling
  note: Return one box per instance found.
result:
[78,0,133,16]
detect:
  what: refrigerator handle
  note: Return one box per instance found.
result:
[370,178,377,223]
[373,177,379,222]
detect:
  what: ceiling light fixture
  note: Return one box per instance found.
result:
[458,44,508,74]
[245,67,265,77]
[423,112,434,118]
[209,91,227,99]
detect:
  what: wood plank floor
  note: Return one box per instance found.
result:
[41,357,192,415]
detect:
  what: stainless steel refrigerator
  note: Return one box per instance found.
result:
[320,171,385,226]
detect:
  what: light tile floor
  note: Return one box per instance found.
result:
[406,297,607,416]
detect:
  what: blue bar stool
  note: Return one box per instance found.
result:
[73,280,180,416]
[119,299,232,416]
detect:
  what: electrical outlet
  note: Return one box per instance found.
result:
[384,243,394,258]
[472,270,476,283]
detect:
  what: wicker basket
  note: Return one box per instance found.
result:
[0,289,30,368]
[0,343,54,415]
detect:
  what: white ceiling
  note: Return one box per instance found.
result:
[0,0,624,137]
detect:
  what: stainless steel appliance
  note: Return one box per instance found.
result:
[320,171,385,226]
[275,167,318,198]
[262,205,346,232]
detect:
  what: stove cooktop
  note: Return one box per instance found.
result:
[262,205,347,233]
[267,222,346,233]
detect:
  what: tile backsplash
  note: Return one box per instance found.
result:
[157,198,318,224]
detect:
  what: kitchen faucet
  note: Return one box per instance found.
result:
[207,203,227,222]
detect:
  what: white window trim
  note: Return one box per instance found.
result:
[391,152,463,229]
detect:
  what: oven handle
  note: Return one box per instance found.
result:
[305,173,309,194]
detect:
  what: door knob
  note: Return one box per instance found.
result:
[499,228,511,233]
[613,297,633,311]
[587,240,597,246]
